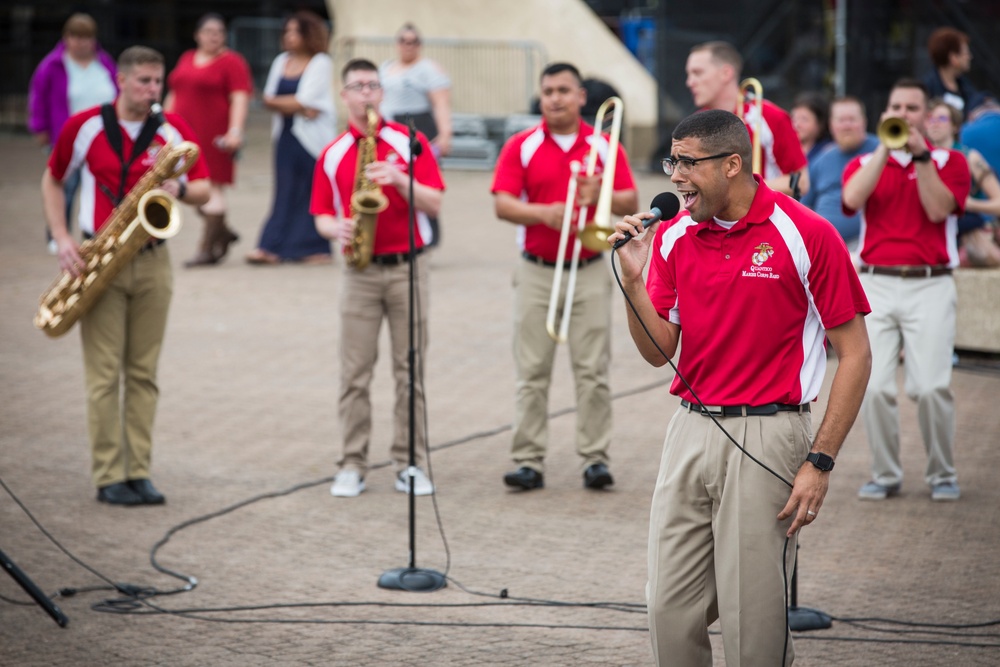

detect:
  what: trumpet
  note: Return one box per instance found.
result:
[736,77,764,175]
[545,96,623,343]
[877,117,909,150]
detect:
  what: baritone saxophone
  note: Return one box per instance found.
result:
[34,141,200,337]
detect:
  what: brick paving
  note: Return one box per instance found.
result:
[2,113,999,666]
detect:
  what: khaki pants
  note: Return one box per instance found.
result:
[511,258,612,472]
[80,245,173,488]
[859,273,957,487]
[338,256,429,475]
[647,407,811,667]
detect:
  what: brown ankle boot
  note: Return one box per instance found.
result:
[207,214,239,261]
[184,214,219,267]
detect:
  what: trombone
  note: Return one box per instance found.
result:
[545,96,623,343]
[737,77,764,175]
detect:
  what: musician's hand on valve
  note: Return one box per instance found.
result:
[56,237,84,278]
[364,161,402,189]
[337,216,357,247]
[575,173,601,207]
[540,202,565,230]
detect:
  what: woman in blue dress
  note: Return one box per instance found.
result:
[247,10,335,264]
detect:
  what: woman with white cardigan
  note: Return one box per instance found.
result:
[247,10,335,264]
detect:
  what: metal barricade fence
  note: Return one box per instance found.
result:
[335,36,547,117]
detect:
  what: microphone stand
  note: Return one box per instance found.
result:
[377,122,446,592]
[0,547,68,627]
[783,171,830,631]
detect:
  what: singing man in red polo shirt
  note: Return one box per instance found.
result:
[311,58,445,499]
[842,78,971,503]
[612,109,871,665]
[491,62,638,492]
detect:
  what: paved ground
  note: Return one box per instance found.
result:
[2,112,999,666]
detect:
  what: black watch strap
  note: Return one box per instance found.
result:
[912,150,932,163]
[806,452,835,472]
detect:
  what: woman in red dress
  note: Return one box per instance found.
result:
[165,13,253,266]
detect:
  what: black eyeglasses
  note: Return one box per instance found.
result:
[661,152,732,176]
[398,38,420,46]
[344,81,382,92]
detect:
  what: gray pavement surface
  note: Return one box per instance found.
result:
[2,112,999,666]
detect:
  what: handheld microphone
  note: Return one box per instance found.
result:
[612,192,681,250]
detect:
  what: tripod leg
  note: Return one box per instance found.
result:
[0,548,68,627]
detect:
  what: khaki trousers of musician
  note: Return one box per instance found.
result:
[859,273,957,487]
[510,258,612,472]
[80,245,173,488]
[647,407,811,667]
[338,256,429,476]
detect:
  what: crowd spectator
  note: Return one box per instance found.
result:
[791,91,833,163]
[247,10,335,265]
[28,12,117,254]
[924,27,978,119]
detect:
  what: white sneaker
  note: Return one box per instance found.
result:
[330,470,365,497]
[395,467,434,496]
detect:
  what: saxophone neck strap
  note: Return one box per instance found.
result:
[99,103,163,205]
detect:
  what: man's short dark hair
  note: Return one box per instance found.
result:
[831,95,867,119]
[690,41,743,77]
[540,62,582,85]
[118,46,164,72]
[342,57,378,82]
[672,109,752,167]
[891,77,930,105]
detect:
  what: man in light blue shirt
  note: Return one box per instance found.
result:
[801,96,879,249]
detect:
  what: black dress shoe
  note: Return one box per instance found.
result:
[504,467,544,490]
[584,463,614,490]
[96,482,144,506]
[128,479,166,505]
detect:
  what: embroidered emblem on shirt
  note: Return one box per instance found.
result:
[742,242,780,279]
[751,242,774,266]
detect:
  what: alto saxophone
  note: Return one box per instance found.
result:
[34,141,200,337]
[346,105,389,270]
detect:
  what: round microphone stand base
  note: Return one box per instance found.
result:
[377,567,447,592]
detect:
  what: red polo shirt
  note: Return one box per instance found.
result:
[842,147,970,267]
[311,119,445,255]
[738,99,807,180]
[647,178,870,406]
[491,117,636,262]
[48,105,209,235]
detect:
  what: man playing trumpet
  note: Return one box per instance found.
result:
[41,46,210,506]
[491,62,637,491]
[685,40,808,196]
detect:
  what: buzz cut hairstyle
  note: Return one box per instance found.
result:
[118,46,165,72]
[891,77,930,105]
[672,109,752,166]
[540,62,582,86]
[691,40,743,77]
[831,95,867,119]
[341,57,378,83]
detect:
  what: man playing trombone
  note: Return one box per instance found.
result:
[685,40,808,197]
[491,62,637,491]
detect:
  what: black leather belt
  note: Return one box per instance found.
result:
[522,250,603,269]
[680,399,810,417]
[861,264,952,278]
[370,247,425,266]
[83,232,164,254]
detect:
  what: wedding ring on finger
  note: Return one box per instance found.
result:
[806,510,817,517]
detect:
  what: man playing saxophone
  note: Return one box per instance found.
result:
[311,58,445,498]
[41,46,210,506]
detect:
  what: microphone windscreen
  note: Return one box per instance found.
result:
[649,192,681,222]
